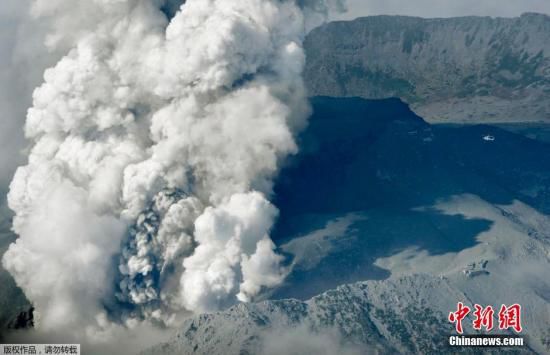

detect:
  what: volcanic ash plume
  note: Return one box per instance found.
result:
[2,0,344,340]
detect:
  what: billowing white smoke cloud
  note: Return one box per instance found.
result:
[2,0,344,341]
[3,181,126,331]
[181,192,285,311]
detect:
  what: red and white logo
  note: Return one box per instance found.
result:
[449,303,523,334]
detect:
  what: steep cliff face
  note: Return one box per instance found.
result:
[304,13,550,123]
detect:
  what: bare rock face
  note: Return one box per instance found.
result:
[7,307,34,331]
[304,14,550,123]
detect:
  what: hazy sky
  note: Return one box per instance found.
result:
[335,0,550,20]
[0,2,29,186]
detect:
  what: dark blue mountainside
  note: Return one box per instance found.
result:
[271,96,550,300]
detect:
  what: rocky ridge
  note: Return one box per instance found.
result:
[304,13,550,123]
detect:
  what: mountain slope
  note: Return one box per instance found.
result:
[304,14,550,123]
[145,270,545,354]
